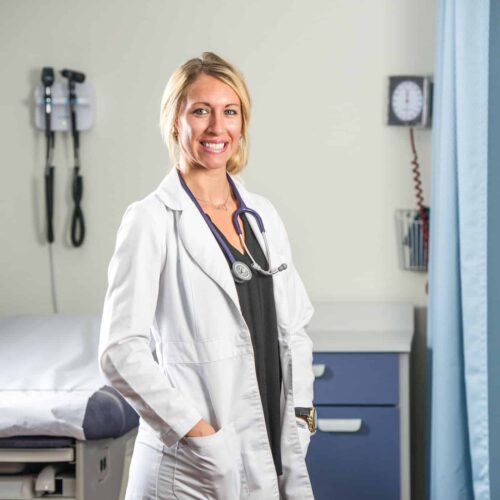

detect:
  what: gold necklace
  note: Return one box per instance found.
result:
[194,187,231,211]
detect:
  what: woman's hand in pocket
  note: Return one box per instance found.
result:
[185,418,216,438]
[174,423,242,499]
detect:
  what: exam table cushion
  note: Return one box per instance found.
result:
[82,385,138,439]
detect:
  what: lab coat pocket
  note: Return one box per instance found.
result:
[173,424,244,499]
[296,420,312,457]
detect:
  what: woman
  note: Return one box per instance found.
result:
[99,52,316,500]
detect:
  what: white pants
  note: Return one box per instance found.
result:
[125,423,310,499]
[125,426,247,500]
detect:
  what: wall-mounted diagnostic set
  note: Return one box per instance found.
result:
[35,67,95,247]
[34,66,95,313]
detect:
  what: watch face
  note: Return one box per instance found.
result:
[391,80,423,122]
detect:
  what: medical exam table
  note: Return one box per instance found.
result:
[0,314,139,500]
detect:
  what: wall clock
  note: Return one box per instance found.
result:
[387,76,432,127]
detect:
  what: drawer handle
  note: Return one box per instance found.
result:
[313,364,326,378]
[318,418,362,433]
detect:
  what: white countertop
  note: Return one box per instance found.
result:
[308,302,414,352]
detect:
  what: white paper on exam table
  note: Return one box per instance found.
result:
[0,313,105,440]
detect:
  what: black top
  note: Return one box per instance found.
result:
[209,213,283,476]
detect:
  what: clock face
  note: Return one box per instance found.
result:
[391,81,424,122]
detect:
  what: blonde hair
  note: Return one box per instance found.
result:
[159,52,251,175]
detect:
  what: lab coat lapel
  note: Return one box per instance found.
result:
[179,203,241,308]
[155,168,240,309]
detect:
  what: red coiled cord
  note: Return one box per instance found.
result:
[409,127,429,259]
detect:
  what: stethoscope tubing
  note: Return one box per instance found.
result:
[226,175,287,277]
[177,170,287,281]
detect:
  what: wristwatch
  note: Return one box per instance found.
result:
[295,407,317,434]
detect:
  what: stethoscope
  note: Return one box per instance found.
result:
[177,170,287,283]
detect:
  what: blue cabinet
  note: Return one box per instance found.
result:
[307,354,401,500]
[312,353,399,406]
[307,303,413,500]
[307,406,400,499]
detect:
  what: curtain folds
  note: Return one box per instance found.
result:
[427,1,490,499]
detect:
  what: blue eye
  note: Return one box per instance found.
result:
[193,108,208,115]
[225,109,238,116]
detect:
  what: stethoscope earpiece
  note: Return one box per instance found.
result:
[250,261,287,275]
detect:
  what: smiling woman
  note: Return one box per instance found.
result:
[159,52,251,175]
[99,52,316,499]
[175,74,243,172]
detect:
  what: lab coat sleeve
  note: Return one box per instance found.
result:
[285,258,315,408]
[99,200,203,447]
[265,200,315,409]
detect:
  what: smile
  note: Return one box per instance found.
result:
[200,141,228,154]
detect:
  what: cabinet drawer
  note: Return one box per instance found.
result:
[312,353,399,405]
[306,406,400,500]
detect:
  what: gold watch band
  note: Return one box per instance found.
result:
[295,407,316,433]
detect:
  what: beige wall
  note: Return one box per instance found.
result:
[0,0,435,314]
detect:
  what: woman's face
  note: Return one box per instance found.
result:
[176,73,242,172]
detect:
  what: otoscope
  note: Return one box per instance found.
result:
[61,68,86,247]
[42,67,55,243]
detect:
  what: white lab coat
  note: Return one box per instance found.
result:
[99,167,315,499]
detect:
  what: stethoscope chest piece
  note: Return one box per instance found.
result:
[232,261,253,283]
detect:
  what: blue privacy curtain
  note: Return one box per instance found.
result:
[427,1,490,499]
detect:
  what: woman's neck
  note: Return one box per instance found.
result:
[178,161,230,204]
